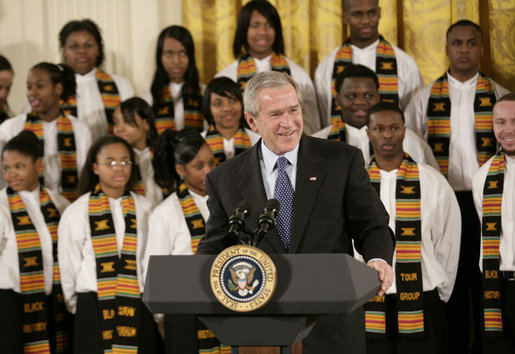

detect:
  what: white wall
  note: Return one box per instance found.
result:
[0,0,182,114]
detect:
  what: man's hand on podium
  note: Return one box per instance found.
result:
[367,260,394,296]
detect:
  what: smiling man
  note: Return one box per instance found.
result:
[313,64,438,169]
[197,71,395,353]
[404,20,509,352]
[472,93,515,353]
[314,0,422,127]
[364,102,460,354]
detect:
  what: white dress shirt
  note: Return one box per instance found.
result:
[134,147,163,208]
[405,72,508,191]
[201,128,261,160]
[0,187,69,295]
[216,55,321,135]
[473,155,515,271]
[315,38,423,126]
[259,140,299,199]
[141,82,209,132]
[376,163,461,302]
[141,189,209,282]
[0,113,92,191]
[312,124,439,170]
[74,68,134,141]
[57,191,152,314]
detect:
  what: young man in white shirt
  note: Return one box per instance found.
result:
[472,93,515,353]
[315,0,422,126]
[405,20,509,353]
[364,102,460,354]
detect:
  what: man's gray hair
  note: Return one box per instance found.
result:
[243,71,302,117]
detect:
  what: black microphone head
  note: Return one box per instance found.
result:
[264,199,280,213]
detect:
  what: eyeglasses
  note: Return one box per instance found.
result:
[97,160,133,169]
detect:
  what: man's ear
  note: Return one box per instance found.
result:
[245,112,259,133]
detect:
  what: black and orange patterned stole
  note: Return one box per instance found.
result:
[152,85,204,134]
[427,72,496,177]
[204,124,252,166]
[480,153,505,336]
[330,36,399,128]
[89,185,141,353]
[366,154,424,338]
[8,186,69,353]
[23,112,79,201]
[0,103,10,123]
[176,182,229,352]
[236,51,290,92]
[61,69,121,134]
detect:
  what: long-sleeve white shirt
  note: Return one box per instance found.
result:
[0,187,69,295]
[0,113,92,191]
[405,72,508,191]
[315,38,423,126]
[134,147,163,208]
[377,163,461,302]
[57,191,152,314]
[216,55,321,135]
[141,190,209,283]
[473,155,515,272]
[312,124,439,170]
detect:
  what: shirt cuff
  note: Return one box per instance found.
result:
[367,258,387,264]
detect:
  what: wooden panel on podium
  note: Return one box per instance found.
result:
[239,341,302,354]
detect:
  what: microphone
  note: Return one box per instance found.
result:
[252,199,280,247]
[228,200,252,244]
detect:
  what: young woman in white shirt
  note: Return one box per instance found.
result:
[0,131,71,353]
[59,19,134,140]
[201,77,260,166]
[142,25,205,134]
[113,97,166,207]
[0,62,92,201]
[58,135,162,353]
[143,130,229,353]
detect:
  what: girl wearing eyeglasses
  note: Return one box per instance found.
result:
[142,129,227,353]
[113,97,166,207]
[58,135,162,353]
[0,62,92,202]
[0,131,72,353]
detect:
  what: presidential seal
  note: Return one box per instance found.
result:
[210,245,277,312]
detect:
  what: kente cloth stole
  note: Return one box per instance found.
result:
[176,182,205,255]
[330,36,399,127]
[152,85,204,134]
[0,103,10,123]
[89,186,141,353]
[176,183,228,352]
[365,154,424,338]
[61,69,121,134]
[480,153,505,335]
[205,124,252,166]
[236,51,290,92]
[8,186,70,353]
[427,72,497,177]
[24,112,79,202]
[327,120,346,142]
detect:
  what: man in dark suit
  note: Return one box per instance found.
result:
[197,71,395,353]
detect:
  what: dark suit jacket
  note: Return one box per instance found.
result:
[197,135,395,353]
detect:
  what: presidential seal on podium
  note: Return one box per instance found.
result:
[210,245,277,312]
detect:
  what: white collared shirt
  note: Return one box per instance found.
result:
[0,187,69,295]
[405,72,509,191]
[259,140,299,199]
[57,191,152,314]
[473,155,515,271]
[376,164,461,302]
[315,38,423,125]
[133,147,163,208]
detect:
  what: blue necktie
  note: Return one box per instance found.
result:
[274,156,294,249]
